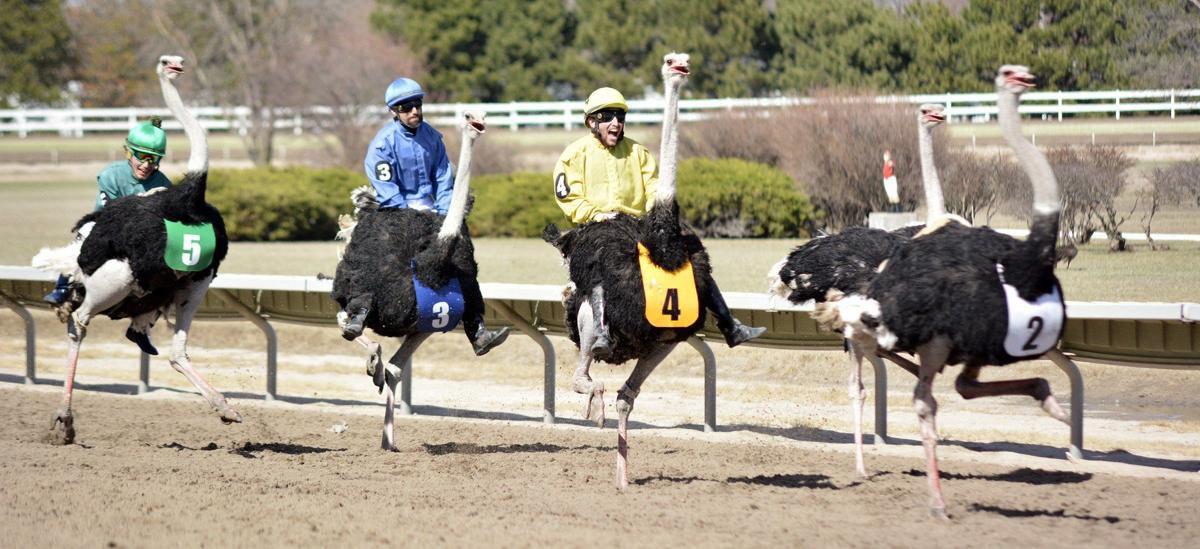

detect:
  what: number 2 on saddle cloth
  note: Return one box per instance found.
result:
[636,242,700,328]
[412,262,466,333]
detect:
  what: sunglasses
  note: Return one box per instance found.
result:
[394,99,423,113]
[593,109,626,123]
[129,150,162,166]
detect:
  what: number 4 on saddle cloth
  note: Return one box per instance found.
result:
[163,220,216,272]
[412,263,465,333]
[637,242,700,328]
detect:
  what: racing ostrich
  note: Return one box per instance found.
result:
[332,111,502,451]
[766,104,949,477]
[822,65,1070,518]
[32,55,239,444]
[544,53,704,488]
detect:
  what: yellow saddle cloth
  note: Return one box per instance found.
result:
[637,242,700,328]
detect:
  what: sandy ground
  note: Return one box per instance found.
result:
[2,314,1200,547]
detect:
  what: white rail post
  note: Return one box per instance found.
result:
[138,352,151,394]
[1046,350,1085,461]
[1115,93,1121,120]
[400,355,413,415]
[867,353,888,444]
[510,104,518,132]
[211,289,279,400]
[1170,90,1176,119]
[1057,91,1064,121]
[0,291,36,384]
[17,110,27,138]
[489,300,556,424]
[686,336,717,433]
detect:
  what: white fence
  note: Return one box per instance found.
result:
[3,89,1200,137]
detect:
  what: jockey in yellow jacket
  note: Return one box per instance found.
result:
[553,87,765,351]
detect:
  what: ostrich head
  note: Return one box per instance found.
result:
[462,110,487,141]
[995,65,1035,95]
[661,52,690,88]
[157,55,184,80]
[918,103,946,129]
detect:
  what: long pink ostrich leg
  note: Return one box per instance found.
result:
[615,342,675,489]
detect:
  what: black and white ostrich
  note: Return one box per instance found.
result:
[544,53,707,488]
[32,55,240,444]
[332,110,505,451]
[822,65,1070,518]
[766,104,951,477]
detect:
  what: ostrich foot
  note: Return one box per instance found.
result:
[216,404,243,424]
[929,505,949,521]
[48,409,75,445]
[585,387,606,427]
[364,344,384,393]
[1040,395,1070,425]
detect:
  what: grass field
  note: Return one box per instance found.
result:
[1,173,1197,302]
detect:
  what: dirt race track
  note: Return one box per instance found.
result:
[1,384,1198,547]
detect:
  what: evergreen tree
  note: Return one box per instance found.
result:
[0,0,73,105]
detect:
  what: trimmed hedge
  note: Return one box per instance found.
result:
[471,158,818,238]
[207,167,361,241]
[206,158,817,241]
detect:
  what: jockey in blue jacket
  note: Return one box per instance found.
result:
[343,77,508,356]
[363,77,453,214]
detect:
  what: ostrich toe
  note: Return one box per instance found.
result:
[48,409,75,445]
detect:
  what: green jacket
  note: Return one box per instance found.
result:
[94,161,172,211]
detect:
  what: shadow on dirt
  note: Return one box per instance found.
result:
[903,467,1093,485]
[968,503,1121,523]
[422,441,609,455]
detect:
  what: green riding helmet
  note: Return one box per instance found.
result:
[125,117,167,157]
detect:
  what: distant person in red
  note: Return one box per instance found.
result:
[882,149,900,212]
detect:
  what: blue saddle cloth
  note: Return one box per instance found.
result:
[413,273,465,333]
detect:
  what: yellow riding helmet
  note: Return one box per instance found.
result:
[584,87,628,115]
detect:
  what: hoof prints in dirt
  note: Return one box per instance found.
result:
[969,503,1121,523]
[422,442,608,455]
[159,441,344,458]
[904,467,1093,485]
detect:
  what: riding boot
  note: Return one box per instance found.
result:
[341,307,369,341]
[707,280,766,348]
[467,321,510,356]
[43,275,71,305]
[125,327,159,356]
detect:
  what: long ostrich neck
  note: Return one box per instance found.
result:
[655,79,681,205]
[160,75,208,175]
[917,122,946,221]
[438,129,475,240]
[998,90,1057,215]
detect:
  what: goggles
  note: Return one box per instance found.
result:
[592,109,626,123]
[128,149,162,166]
[393,99,423,113]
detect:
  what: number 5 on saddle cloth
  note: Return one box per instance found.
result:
[164,220,216,272]
[637,242,700,328]
[412,263,465,333]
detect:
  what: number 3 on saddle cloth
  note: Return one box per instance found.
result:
[412,262,465,333]
[164,220,216,272]
[637,242,700,328]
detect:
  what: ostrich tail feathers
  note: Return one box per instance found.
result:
[350,185,378,216]
[766,258,789,299]
[32,241,83,277]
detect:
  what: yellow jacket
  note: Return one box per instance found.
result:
[553,134,658,223]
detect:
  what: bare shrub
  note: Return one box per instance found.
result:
[1141,159,1200,250]
[442,128,520,176]
[939,149,1023,225]
[680,92,939,231]
[1019,146,1133,246]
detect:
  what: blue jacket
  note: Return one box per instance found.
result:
[364,120,454,214]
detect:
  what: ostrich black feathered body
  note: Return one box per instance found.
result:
[866,214,1063,367]
[71,172,228,319]
[544,203,711,365]
[778,227,910,304]
[332,208,479,339]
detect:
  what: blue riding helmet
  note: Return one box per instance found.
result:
[385,77,425,107]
